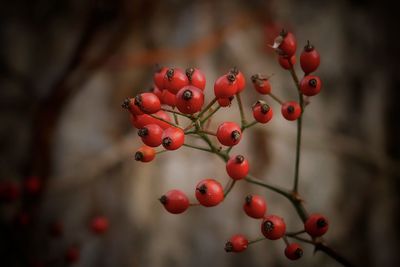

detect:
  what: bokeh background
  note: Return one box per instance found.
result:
[1,0,399,266]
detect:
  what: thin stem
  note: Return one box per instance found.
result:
[183,143,213,153]
[197,97,217,119]
[223,180,236,197]
[242,120,258,130]
[198,130,216,136]
[200,105,221,125]
[173,112,179,125]
[248,237,266,245]
[236,93,247,126]
[282,236,290,246]
[156,150,168,155]
[268,92,284,105]
[286,230,306,236]
[161,108,192,118]
[189,203,200,206]
[149,114,180,129]
[245,175,292,198]
[285,234,316,245]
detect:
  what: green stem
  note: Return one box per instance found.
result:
[248,237,266,245]
[268,92,284,105]
[149,114,180,129]
[223,180,236,197]
[200,105,221,125]
[161,108,192,118]
[183,143,213,153]
[245,175,292,198]
[197,97,217,119]
[285,234,315,245]
[156,150,168,155]
[236,93,247,127]
[242,120,258,130]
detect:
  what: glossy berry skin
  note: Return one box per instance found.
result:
[217,96,234,107]
[217,122,242,146]
[154,66,168,89]
[261,215,286,240]
[285,243,303,260]
[304,214,329,237]
[160,89,177,108]
[278,55,296,70]
[300,75,322,96]
[130,110,172,129]
[138,124,163,147]
[0,181,20,202]
[135,145,156,162]
[176,86,205,114]
[252,101,273,123]
[133,92,161,114]
[164,68,189,94]
[65,246,80,264]
[159,189,189,214]
[90,216,109,234]
[226,155,249,180]
[225,234,248,253]
[24,176,41,196]
[195,179,224,207]
[251,74,271,95]
[274,30,297,57]
[243,195,267,219]
[162,127,184,150]
[300,41,320,74]
[122,98,143,115]
[281,101,301,121]
[150,86,163,100]
[186,67,206,90]
[214,73,237,98]
[230,67,246,93]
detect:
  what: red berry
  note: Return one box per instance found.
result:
[186,67,206,90]
[138,124,163,147]
[226,155,249,180]
[164,68,189,94]
[153,65,168,89]
[24,176,41,196]
[130,110,172,129]
[214,73,237,98]
[252,101,273,123]
[285,243,303,260]
[135,145,156,162]
[150,86,163,100]
[65,245,80,264]
[217,96,234,107]
[90,216,109,234]
[216,122,242,146]
[176,86,205,114]
[133,92,161,114]
[251,74,271,94]
[273,29,297,57]
[300,75,322,96]
[162,127,184,150]
[243,194,267,219]
[195,179,224,207]
[304,214,329,237]
[160,89,177,108]
[278,55,296,70]
[300,41,320,74]
[159,189,189,214]
[49,220,63,237]
[281,101,301,121]
[229,67,246,93]
[122,98,143,115]
[261,215,286,240]
[0,181,20,202]
[225,234,248,253]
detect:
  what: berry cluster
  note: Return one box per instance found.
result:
[123,29,329,262]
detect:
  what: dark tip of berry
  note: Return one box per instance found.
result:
[134,151,144,161]
[317,218,327,228]
[186,67,194,81]
[304,40,314,52]
[227,73,236,83]
[229,66,239,76]
[231,130,241,141]
[263,220,274,232]
[134,95,142,107]
[182,90,193,100]
[261,104,270,114]
[287,105,295,113]
[137,128,148,137]
[251,74,258,83]
[162,137,172,147]
[295,248,304,258]
[121,98,131,109]
[245,195,253,205]
[309,78,317,88]
[166,68,174,80]
[224,241,233,252]
[228,96,235,101]
[235,155,245,163]
[197,184,207,194]
[280,28,288,37]
[159,195,167,205]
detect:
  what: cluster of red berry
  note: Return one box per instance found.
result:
[122,29,327,261]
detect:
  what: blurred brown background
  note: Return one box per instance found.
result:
[0,0,399,266]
